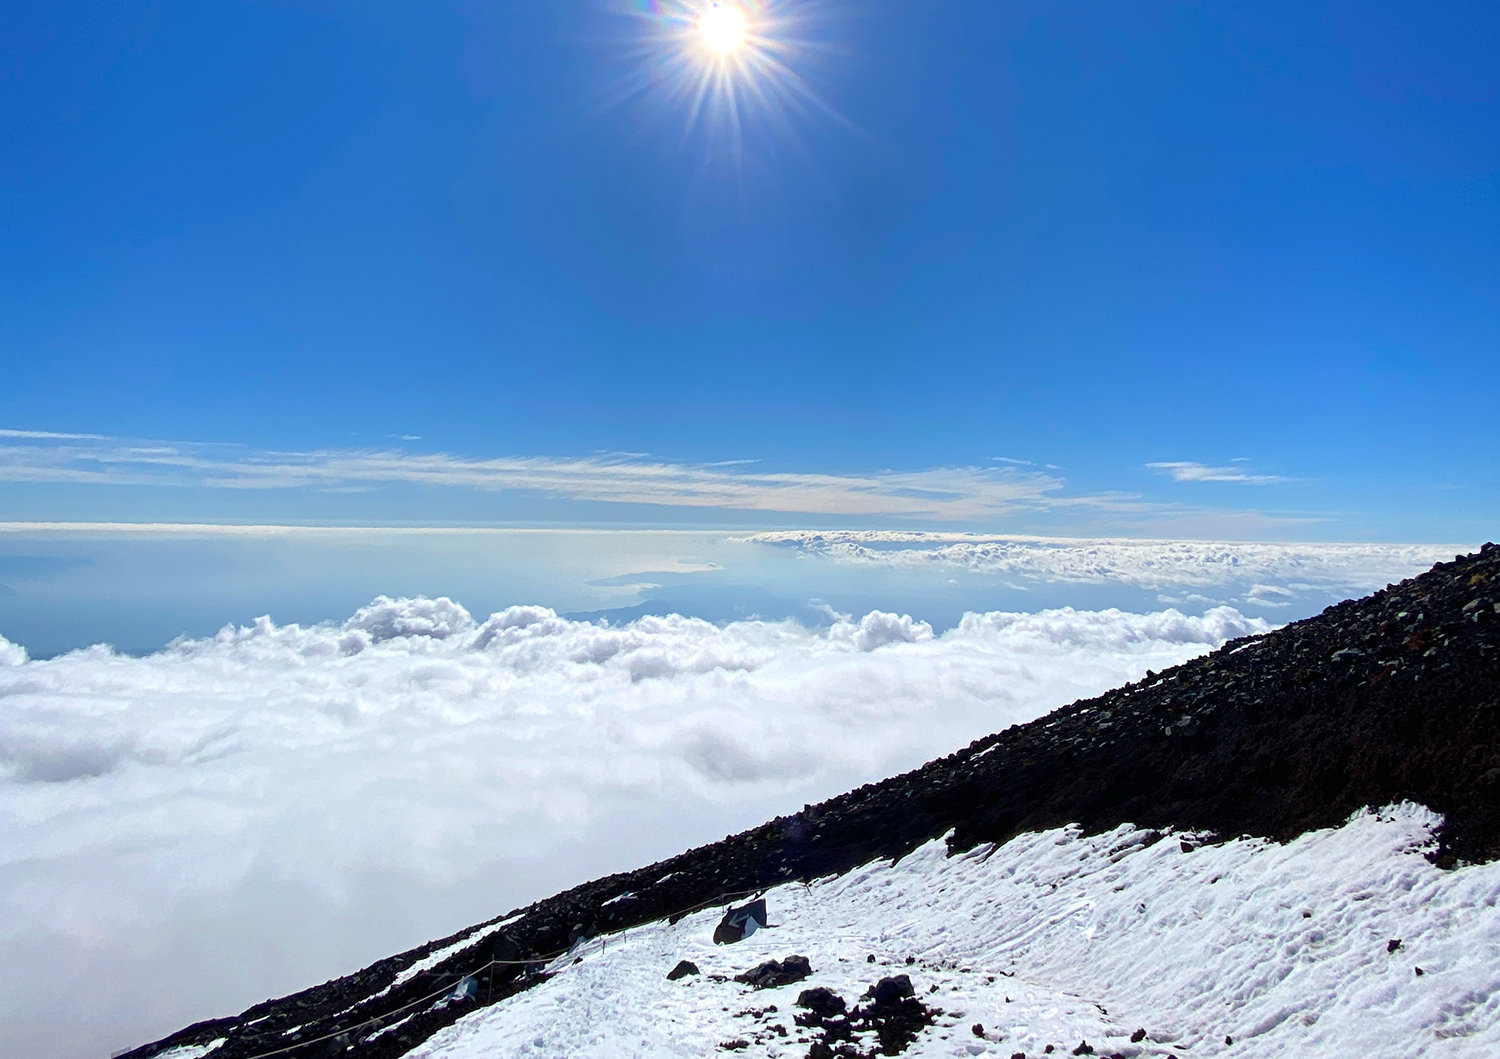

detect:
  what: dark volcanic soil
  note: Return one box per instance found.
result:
[122,544,1500,1059]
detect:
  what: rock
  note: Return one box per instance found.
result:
[1073,1043,1094,1056]
[972,1022,985,1037]
[1131,1028,1147,1042]
[796,987,847,1019]
[1387,938,1403,953]
[866,974,915,1007]
[797,975,938,1057]
[734,955,813,989]
[666,960,700,981]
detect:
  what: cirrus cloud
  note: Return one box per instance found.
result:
[0,429,1088,520]
[1147,460,1294,485]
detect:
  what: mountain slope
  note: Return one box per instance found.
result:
[405,806,1500,1058]
[121,544,1500,1059]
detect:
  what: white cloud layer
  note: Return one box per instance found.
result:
[0,598,1267,1058]
[744,531,1456,595]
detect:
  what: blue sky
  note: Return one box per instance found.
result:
[2,0,1496,540]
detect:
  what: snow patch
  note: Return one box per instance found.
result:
[409,805,1500,1058]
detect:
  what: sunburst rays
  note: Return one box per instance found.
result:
[608,0,844,156]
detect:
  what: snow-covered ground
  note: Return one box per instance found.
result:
[409,804,1500,1058]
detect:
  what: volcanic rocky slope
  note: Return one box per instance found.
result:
[124,544,1500,1059]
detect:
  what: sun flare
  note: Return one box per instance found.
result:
[616,0,842,153]
[700,2,748,56]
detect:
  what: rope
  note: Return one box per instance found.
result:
[218,885,769,1059]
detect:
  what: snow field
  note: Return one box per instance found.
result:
[410,804,1500,1058]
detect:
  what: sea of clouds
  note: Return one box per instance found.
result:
[0,597,1270,1057]
[745,532,1457,610]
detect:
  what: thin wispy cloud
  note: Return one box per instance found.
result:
[0,429,1118,520]
[0,427,114,441]
[0,429,1334,532]
[1147,460,1294,485]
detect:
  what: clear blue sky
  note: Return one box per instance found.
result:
[2,0,1496,540]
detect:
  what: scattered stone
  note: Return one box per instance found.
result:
[719,1039,749,1051]
[733,1004,778,1019]
[1416,967,1425,976]
[865,974,915,1007]
[795,974,940,1057]
[1387,939,1403,953]
[1225,1035,1234,1045]
[796,987,847,1019]
[734,955,812,990]
[666,960,699,981]
[1131,1028,1147,1042]
[1073,1042,1094,1056]
[972,1022,985,1037]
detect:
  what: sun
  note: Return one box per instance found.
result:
[699,2,748,57]
[612,0,844,154]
